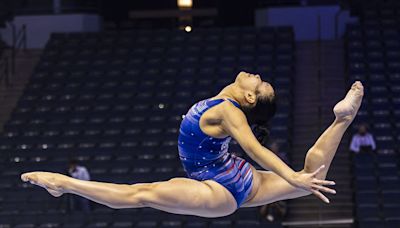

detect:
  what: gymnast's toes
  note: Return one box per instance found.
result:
[333,82,364,122]
[21,172,66,197]
[350,81,364,97]
[21,172,37,184]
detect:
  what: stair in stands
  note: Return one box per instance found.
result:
[284,40,354,227]
[0,49,41,132]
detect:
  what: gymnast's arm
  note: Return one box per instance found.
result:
[220,103,298,185]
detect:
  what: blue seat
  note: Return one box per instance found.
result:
[359,219,384,228]
[355,192,380,205]
[234,220,262,227]
[382,191,400,204]
[209,220,232,228]
[355,166,376,177]
[135,221,157,228]
[385,218,400,228]
[183,221,207,228]
[379,177,400,191]
[356,204,381,220]
[382,204,400,218]
[159,220,182,228]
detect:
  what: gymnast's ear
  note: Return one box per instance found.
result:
[244,91,257,106]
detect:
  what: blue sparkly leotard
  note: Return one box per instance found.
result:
[178,98,253,207]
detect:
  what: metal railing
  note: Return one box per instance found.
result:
[0,53,10,87]
[11,23,27,78]
[0,23,27,87]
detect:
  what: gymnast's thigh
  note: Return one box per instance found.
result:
[240,169,310,208]
[142,177,237,217]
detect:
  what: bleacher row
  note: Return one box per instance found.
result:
[0,27,295,227]
[347,23,400,154]
[346,7,400,228]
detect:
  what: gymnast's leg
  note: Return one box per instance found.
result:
[303,81,364,179]
[242,81,364,207]
[21,172,237,217]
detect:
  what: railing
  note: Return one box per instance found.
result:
[11,23,27,78]
[0,53,10,87]
[0,23,27,88]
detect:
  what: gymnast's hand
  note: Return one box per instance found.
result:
[291,165,336,203]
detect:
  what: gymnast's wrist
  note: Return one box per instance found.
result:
[288,172,301,187]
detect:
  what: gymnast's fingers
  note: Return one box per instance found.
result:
[311,184,336,194]
[312,179,336,186]
[311,189,330,203]
[311,165,325,176]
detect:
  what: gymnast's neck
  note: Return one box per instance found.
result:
[213,83,244,107]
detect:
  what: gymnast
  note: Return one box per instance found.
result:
[21,71,364,218]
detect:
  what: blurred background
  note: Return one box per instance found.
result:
[0,0,399,227]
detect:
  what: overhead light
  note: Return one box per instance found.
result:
[184,25,192,32]
[177,0,192,8]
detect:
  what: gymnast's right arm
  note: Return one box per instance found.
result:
[220,103,330,192]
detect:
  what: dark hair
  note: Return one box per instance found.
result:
[242,96,277,146]
[69,158,78,166]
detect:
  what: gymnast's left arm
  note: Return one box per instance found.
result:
[221,104,330,192]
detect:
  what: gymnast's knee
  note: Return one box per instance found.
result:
[303,150,328,179]
[305,148,324,166]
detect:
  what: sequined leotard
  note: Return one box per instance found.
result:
[178,98,253,207]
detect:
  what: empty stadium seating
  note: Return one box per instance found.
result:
[0,27,295,227]
[346,4,400,227]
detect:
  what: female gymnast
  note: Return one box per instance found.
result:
[21,72,364,218]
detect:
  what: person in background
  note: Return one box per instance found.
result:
[259,200,287,222]
[349,123,376,154]
[68,159,91,212]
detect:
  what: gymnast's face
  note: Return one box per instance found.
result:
[235,71,275,106]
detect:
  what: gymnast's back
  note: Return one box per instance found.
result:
[177,98,240,168]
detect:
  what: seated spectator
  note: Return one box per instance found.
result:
[68,159,91,212]
[349,123,376,154]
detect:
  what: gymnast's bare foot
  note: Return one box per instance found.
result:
[21,172,67,197]
[333,81,364,122]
